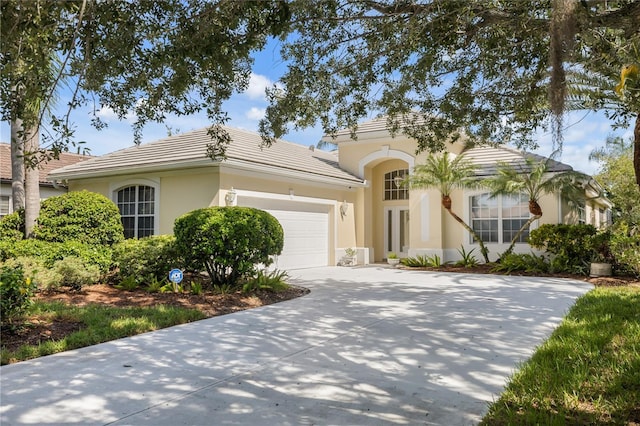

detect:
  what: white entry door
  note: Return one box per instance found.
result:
[384,207,410,257]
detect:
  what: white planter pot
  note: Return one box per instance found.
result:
[590,262,612,277]
[387,258,400,267]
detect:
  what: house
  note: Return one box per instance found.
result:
[48,119,611,268]
[0,143,93,217]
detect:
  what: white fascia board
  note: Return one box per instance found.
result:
[234,188,338,206]
[48,158,216,181]
[221,160,365,189]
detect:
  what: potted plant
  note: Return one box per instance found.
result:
[345,247,357,266]
[589,231,612,277]
[387,252,400,266]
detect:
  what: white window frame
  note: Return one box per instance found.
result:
[383,169,409,201]
[0,194,12,217]
[110,178,160,238]
[466,191,534,245]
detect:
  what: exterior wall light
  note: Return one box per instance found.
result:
[225,187,237,206]
[340,200,348,218]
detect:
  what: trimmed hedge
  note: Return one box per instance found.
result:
[0,210,24,241]
[33,190,124,246]
[0,239,113,273]
[174,207,283,285]
[113,235,180,282]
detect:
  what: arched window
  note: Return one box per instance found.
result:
[116,185,155,239]
[384,169,409,200]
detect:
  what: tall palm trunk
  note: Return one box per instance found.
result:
[10,119,26,212]
[23,123,40,238]
[634,113,639,187]
[442,195,490,263]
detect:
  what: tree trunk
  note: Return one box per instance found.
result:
[10,119,25,212]
[23,124,40,238]
[634,113,640,187]
[499,214,542,261]
[442,197,490,263]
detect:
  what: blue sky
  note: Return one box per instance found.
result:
[1,41,633,176]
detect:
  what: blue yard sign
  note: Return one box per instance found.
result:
[169,268,183,284]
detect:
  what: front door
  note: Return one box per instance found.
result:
[384,207,410,258]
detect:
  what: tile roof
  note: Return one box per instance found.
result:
[48,127,364,185]
[0,143,93,185]
[464,145,574,176]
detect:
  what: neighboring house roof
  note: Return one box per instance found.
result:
[0,143,93,187]
[464,145,574,176]
[48,127,365,186]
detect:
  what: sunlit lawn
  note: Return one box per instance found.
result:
[481,285,640,425]
[1,301,205,365]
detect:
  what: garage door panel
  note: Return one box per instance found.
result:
[236,198,330,270]
[267,209,328,270]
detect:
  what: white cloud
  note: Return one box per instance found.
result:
[246,107,266,121]
[244,73,272,100]
[95,105,118,121]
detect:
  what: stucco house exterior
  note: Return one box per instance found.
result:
[0,143,93,218]
[48,119,611,269]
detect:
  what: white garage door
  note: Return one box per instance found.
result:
[266,209,329,270]
[237,197,330,270]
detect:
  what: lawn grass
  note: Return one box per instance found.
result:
[480,285,640,425]
[1,301,206,365]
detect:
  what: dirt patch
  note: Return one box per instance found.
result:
[1,284,309,355]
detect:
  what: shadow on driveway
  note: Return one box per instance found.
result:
[0,267,592,425]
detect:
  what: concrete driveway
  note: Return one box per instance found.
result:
[0,266,592,425]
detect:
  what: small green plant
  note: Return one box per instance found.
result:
[242,269,290,293]
[115,275,140,291]
[213,283,234,295]
[146,276,165,293]
[345,247,357,257]
[454,246,478,267]
[387,252,398,259]
[402,254,446,267]
[0,265,36,324]
[189,281,204,295]
[160,282,183,293]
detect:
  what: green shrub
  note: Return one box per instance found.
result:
[1,256,61,291]
[0,239,112,273]
[174,207,284,285]
[113,235,180,282]
[528,224,599,274]
[0,210,24,241]
[491,253,550,274]
[53,257,101,290]
[610,221,640,277]
[33,190,124,246]
[0,265,36,323]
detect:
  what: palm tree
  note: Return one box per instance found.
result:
[408,151,490,263]
[484,153,588,260]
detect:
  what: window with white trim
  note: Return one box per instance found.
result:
[0,195,10,217]
[577,204,586,224]
[116,185,155,239]
[384,169,409,200]
[470,193,531,244]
